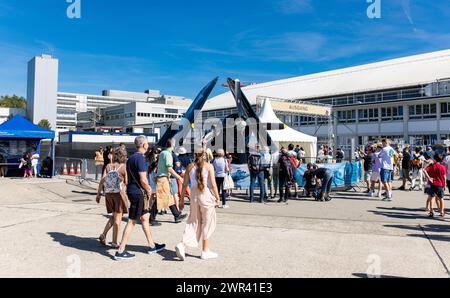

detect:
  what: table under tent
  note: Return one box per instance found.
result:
[0,115,55,177]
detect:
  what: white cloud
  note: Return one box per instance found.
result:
[34,40,56,55]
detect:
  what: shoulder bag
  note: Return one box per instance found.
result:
[127,163,153,211]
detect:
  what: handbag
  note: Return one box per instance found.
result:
[127,163,153,211]
[223,174,235,190]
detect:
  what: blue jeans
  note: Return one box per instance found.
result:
[250,171,265,203]
[320,173,334,201]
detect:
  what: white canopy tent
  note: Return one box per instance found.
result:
[258,98,318,159]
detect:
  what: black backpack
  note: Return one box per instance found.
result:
[248,154,261,173]
[280,155,295,183]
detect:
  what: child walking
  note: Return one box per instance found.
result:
[423,154,447,218]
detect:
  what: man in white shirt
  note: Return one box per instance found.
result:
[379,139,395,201]
[271,149,281,198]
[261,147,273,199]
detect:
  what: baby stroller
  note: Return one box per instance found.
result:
[40,157,54,178]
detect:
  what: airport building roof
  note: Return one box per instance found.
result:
[203,49,450,111]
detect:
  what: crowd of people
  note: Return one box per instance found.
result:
[95,137,221,261]
[247,143,334,203]
[94,138,336,261]
[0,146,53,178]
[18,147,40,178]
[93,135,450,261]
[359,140,450,217]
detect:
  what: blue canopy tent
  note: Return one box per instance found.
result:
[0,115,55,177]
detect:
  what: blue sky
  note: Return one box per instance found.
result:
[0,0,449,99]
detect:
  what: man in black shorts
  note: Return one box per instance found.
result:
[115,136,166,261]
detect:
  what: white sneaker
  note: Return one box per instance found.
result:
[368,191,373,197]
[201,250,218,260]
[222,205,230,209]
[377,192,382,198]
[175,243,186,261]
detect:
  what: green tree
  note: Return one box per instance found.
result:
[38,119,52,130]
[0,95,27,109]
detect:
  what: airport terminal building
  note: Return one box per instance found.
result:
[203,50,450,150]
[27,55,191,134]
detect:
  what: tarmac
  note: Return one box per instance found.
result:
[0,176,449,278]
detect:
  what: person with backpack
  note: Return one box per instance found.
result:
[248,144,265,203]
[96,147,129,249]
[411,147,425,191]
[277,149,295,203]
[288,144,301,199]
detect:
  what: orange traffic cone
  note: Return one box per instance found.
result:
[70,163,75,176]
[63,163,68,175]
[76,163,81,176]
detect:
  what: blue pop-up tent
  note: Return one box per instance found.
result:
[0,115,55,177]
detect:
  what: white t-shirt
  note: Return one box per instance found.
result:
[300,150,305,158]
[261,152,272,167]
[288,150,298,159]
[31,153,40,167]
[379,146,395,171]
[445,155,450,180]
[272,152,280,167]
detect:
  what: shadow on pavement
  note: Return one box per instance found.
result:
[384,224,450,243]
[368,207,430,220]
[159,249,199,262]
[47,232,180,259]
[352,273,406,278]
[72,190,97,196]
[48,232,113,258]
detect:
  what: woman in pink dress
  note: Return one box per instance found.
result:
[175,149,220,261]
